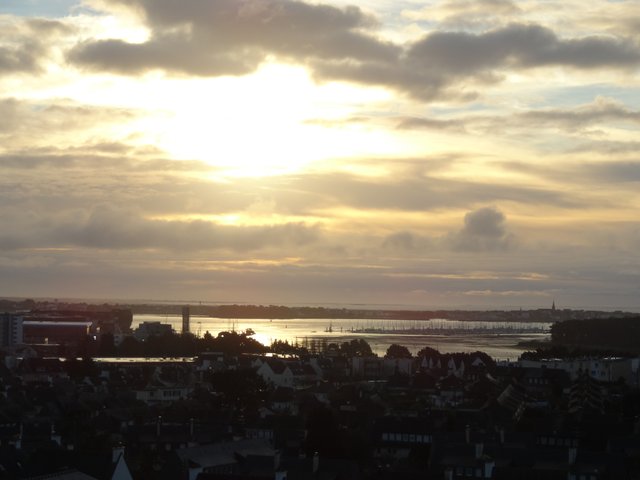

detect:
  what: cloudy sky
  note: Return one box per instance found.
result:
[1,0,639,309]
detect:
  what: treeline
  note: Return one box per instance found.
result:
[99,330,267,357]
[551,317,640,353]
[130,303,356,319]
[99,332,376,358]
[270,338,374,356]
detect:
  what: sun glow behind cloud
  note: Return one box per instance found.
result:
[141,64,415,176]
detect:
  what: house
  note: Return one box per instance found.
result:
[436,375,466,407]
[175,438,276,480]
[373,416,435,460]
[135,385,193,405]
[255,359,294,388]
[518,357,640,386]
[350,356,382,379]
[269,387,296,414]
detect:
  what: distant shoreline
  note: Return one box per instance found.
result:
[3,297,637,323]
[126,303,638,323]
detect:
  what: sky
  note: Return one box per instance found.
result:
[1,0,639,310]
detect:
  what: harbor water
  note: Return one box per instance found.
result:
[133,314,550,361]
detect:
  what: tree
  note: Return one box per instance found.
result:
[340,338,373,357]
[416,346,440,358]
[271,339,308,355]
[211,330,267,355]
[385,343,412,359]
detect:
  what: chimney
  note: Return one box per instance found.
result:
[465,425,471,444]
[112,445,125,463]
[14,422,23,450]
[475,442,484,459]
[483,459,495,478]
[51,423,61,447]
[312,452,319,474]
[568,447,577,465]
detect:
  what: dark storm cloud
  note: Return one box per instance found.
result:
[450,206,515,252]
[70,1,640,101]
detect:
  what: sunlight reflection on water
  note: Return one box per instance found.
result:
[133,314,550,361]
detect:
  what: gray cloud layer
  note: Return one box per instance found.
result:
[70,0,398,75]
[67,0,640,101]
[0,203,319,252]
[1,144,638,307]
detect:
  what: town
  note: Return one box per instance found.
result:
[0,301,639,479]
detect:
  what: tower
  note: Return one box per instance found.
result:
[181,306,190,335]
[0,313,23,347]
